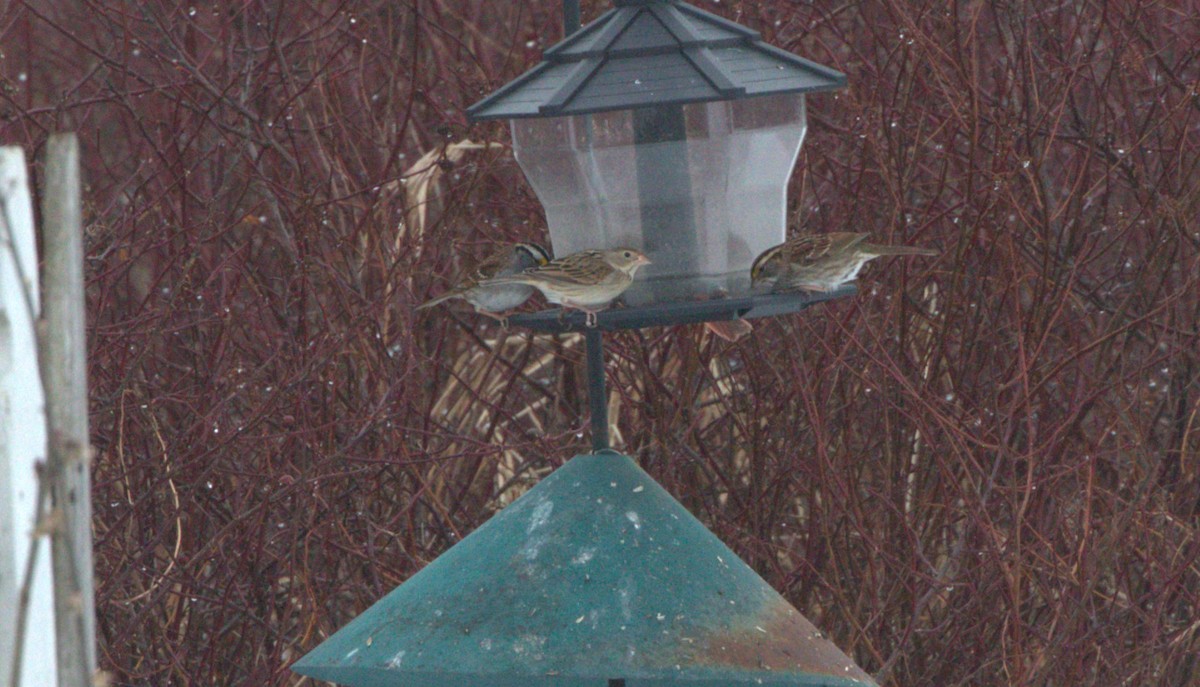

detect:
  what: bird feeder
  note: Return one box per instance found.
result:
[467,0,846,308]
[293,4,876,687]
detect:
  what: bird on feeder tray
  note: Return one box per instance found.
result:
[751,232,937,294]
[417,242,551,323]
[482,248,651,327]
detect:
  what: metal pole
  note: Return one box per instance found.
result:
[584,329,609,452]
[565,1,605,452]
[563,0,581,35]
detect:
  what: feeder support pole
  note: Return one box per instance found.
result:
[584,329,609,452]
[563,0,580,35]
[565,0,600,451]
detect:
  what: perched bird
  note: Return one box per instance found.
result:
[482,247,651,327]
[751,232,937,294]
[417,242,551,323]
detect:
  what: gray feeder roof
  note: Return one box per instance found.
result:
[467,0,847,120]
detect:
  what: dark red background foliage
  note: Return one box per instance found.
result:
[2,1,1198,685]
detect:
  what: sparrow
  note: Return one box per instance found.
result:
[417,242,551,322]
[751,232,937,293]
[482,248,651,327]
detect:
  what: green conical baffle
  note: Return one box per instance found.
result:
[292,452,876,686]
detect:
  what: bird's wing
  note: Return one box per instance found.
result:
[465,245,518,282]
[783,234,835,265]
[421,244,515,306]
[785,232,868,265]
[526,251,614,288]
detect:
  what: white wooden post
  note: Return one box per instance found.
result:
[40,134,97,687]
[0,147,58,687]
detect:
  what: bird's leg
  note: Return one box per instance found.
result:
[476,308,502,321]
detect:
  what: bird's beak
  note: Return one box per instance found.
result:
[637,254,652,266]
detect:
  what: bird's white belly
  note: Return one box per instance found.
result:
[468,283,537,313]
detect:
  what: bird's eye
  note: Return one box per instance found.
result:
[624,251,632,258]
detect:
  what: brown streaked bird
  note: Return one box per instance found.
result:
[751,232,937,294]
[417,242,551,322]
[482,247,651,327]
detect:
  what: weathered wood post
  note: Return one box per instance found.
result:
[40,133,97,687]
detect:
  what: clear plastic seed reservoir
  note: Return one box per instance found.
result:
[512,94,807,304]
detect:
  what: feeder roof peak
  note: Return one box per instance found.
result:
[468,0,846,120]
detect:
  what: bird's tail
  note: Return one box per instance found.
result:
[866,244,938,257]
[416,290,460,310]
